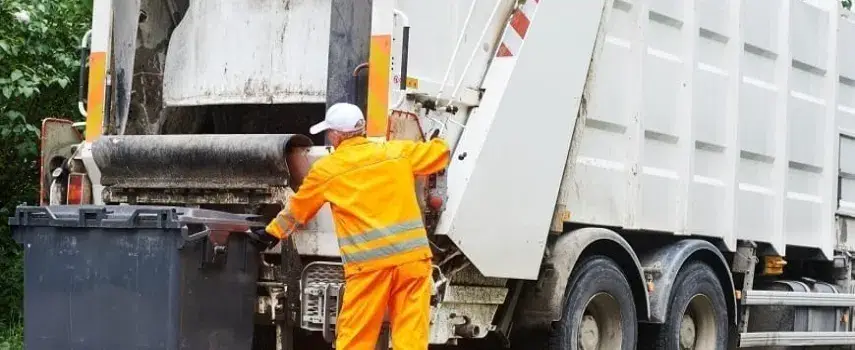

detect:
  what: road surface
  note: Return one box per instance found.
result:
[285,330,535,349]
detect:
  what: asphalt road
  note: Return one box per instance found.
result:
[282,330,531,349]
[288,332,535,349]
[261,326,541,349]
[286,341,500,349]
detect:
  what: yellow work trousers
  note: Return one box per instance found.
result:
[335,258,432,350]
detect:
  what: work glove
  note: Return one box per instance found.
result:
[248,228,280,251]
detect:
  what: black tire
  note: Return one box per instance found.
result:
[646,261,728,350]
[548,255,638,350]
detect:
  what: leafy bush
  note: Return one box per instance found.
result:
[0,323,22,350]
[0,0,91,343]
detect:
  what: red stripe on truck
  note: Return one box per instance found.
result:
[496,43,513,57]
[509,10,531,38]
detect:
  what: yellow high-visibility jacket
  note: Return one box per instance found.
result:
[266,136,450,276]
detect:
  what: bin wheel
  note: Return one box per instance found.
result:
[643,261,728,349]
[548,255,637,350]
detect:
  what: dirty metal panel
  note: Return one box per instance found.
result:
[441,286,508,305]
[124,0,187,135]
[102,188,291,205]
[430,303,501,342]
[163,0,332,106]
[448,263,507,287]
[326,0,371,110]
[110,0,140,135]
[291,204,340,258]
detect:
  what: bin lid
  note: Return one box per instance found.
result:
[8,205,268,231]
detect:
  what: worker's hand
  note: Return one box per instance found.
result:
[248,228,280,251]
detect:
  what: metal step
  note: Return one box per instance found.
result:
[742,290,855,307]
[739,332,855,347]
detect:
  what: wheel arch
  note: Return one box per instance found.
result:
[637,239,737,325]
[515,227,650,330]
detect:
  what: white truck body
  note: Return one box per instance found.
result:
[565,0,851,259]
[264,0,855,281]
[55,0,855,347]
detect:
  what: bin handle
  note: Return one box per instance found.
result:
[186,227,231,268]
[77,207,107,226]
[184,227,232,247]
[124,208,177,228]
[13,206,58,226]
[185,227,211,242]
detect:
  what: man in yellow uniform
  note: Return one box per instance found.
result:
[260,102,450,349]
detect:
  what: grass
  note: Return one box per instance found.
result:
[0,322,22,350]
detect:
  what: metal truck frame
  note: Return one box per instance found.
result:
[38,0,855,348]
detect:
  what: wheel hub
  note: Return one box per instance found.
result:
[680,313,697,349]
[679,294,718,350]
[577,293,622,350]
[579,315,600,350]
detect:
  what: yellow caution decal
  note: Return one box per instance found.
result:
[367,34,391,138]
[85,51,107,141]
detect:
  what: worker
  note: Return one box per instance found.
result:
[254,102,450,350]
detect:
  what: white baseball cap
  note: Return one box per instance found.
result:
[309,103,366,135]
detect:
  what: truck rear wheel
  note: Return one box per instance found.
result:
[650,261,727,349]
[549,255,637,350]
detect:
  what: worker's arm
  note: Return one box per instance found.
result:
[264,205,300,240]
[265,168,328,240]
[399,138,451,176]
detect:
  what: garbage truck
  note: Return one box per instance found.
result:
[29,0,855,348]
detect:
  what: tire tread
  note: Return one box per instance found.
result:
[547,255,638,350]
[641,261,728,350]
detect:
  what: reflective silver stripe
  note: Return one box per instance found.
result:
[341,236,430,263]
[337,219,424,248]
[273,216,292,230]
[282,212,298,223]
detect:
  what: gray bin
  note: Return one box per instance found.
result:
[8,205,265,350]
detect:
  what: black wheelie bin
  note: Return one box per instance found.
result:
[8,205,266,350]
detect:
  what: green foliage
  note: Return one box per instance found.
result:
[0,0,91,120]
[0,108,34,330]
[845,0,853,10]
[0,0,91,342]
[0,323,22,350]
